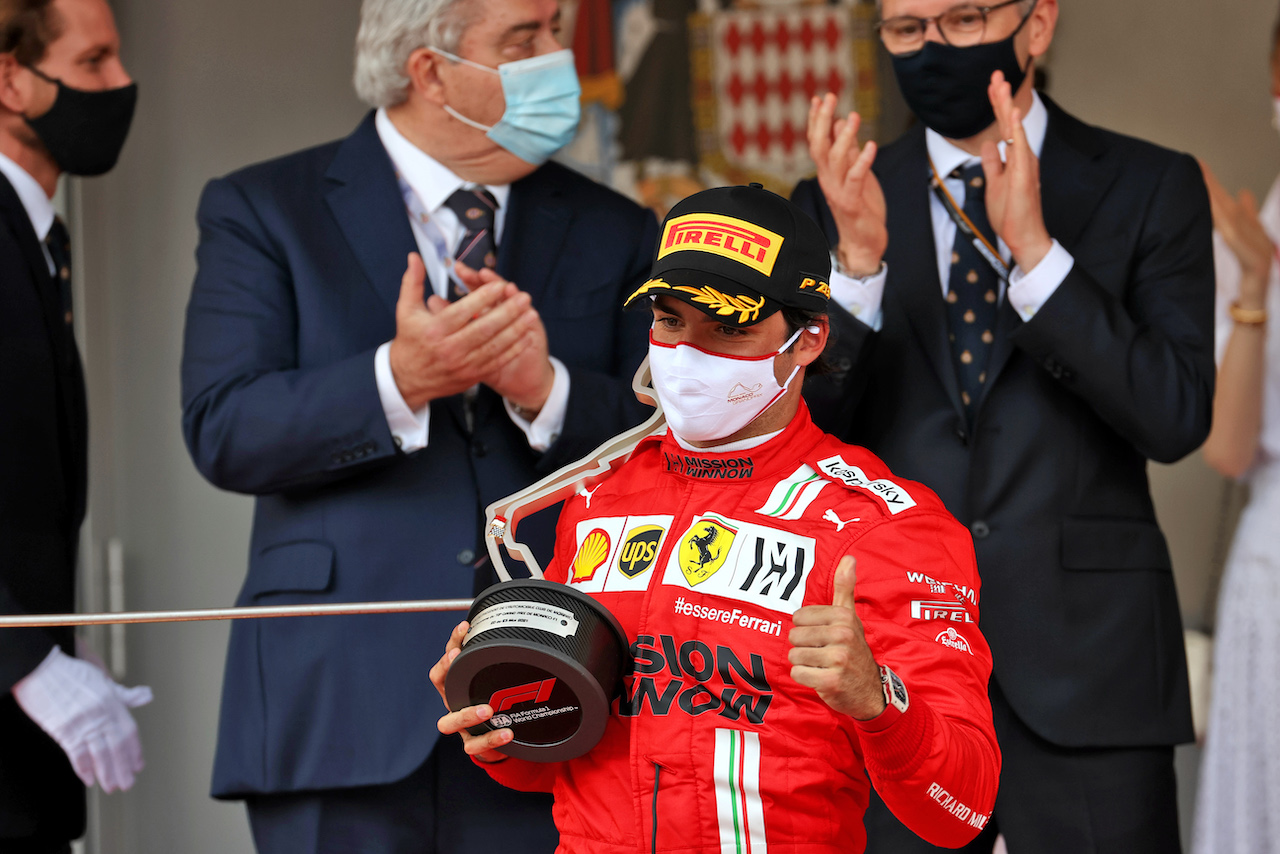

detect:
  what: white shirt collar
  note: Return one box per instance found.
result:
[0,151,55,242]
[925,90,1049,180]
[374,107,509,214]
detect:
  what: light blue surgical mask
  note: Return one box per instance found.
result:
[431,47,581,165]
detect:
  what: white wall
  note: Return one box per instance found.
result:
[71,1,1277,851]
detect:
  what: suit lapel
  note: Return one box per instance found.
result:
[323,112,419,317]
[977,298,1020,409]
[0,172,87,521]
[497,166,572,307]
[881,128,965,420]
[464,166,572,431]
[0,173,66,356]
[977,97,1116,407]
[1037,96,1117,255]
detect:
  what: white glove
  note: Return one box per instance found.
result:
[11,646,153,792]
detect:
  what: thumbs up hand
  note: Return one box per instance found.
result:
[788,556,887,720]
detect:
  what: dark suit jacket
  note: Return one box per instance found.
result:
[794,96,1212,749]
[0,172,86,839]
[181,112,658,798]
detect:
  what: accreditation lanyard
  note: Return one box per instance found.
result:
[395,172,455,298]
[929,159,1011,283]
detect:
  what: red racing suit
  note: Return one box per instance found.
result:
[481,404,999,853]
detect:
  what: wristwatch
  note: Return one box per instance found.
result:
[879,664,909,714]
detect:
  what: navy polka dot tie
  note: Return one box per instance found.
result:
[945,163,1000,423]
[45,216,74,330]
[442,187,498,301]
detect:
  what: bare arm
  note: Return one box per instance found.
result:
[1199,163,1272,479]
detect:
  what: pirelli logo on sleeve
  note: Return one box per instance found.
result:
[658,213,784,276]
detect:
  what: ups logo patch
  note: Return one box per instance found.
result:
[617,525,665,578]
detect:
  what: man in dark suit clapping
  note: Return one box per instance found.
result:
[179,0,656,851]
[792,1,1213,852]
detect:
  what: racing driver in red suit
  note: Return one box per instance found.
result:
[431,185,1000,852]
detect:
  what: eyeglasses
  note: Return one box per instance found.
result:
[876,0,1032,55]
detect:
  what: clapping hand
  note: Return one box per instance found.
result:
[980,70,1053,273]
[1200,160,1275,305]
[788,556,886,720]
[806,93,887,277]
[450,261,555,418]
[387,253,539,410]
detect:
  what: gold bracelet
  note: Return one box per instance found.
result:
[1230,301,1268,325]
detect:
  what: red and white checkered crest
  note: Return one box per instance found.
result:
[691,2,879,194]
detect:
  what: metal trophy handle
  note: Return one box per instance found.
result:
[483,357,665,581]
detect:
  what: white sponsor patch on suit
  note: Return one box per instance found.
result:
[910,599,975,623]
[567,515,673,593]
[815,455,917,514]
[754,464,830,520]
[935,627,973,654]
[662,514,815,615]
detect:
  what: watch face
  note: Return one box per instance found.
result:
[881,665,909,712]
[890,673,908,707]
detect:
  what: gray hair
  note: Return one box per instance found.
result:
[353,0,476,108]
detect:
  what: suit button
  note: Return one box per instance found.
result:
[955,423,968,443]
[971,520,990,539]
[457,549,476,565]
[473,441,487,458]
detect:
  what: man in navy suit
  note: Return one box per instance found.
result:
[180,0,657,850]
[792,1,1211,851]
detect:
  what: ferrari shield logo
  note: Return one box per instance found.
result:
[677,516,738,586]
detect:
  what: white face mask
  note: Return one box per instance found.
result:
[648,326,814,444]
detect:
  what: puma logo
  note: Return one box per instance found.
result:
[823,509,859,532]
[578,485,600,508]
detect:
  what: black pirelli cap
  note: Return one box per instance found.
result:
[623,183,832,327]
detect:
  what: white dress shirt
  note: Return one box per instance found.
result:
[0,151,56,275]
[829,92,1074,329]
[372,108,570,453]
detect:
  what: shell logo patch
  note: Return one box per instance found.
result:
[617,525,665,579]
[571,529,612,583]
[658,213,784,276]
[677,516,738,586]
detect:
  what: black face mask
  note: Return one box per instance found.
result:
[889,6,1034,141]
[23,66,137,176]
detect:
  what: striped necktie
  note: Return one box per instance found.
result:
[442,187,499,301]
